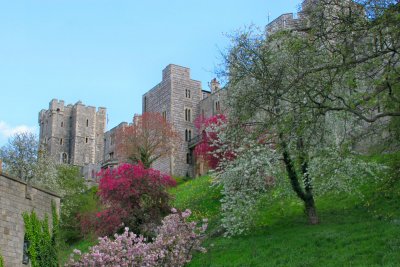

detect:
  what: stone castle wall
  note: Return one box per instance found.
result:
[0,173,60,267]
[143,64,202,177]
[39,99,106,167]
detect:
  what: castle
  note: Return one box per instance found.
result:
[38,100,107,179]
[102,64,227,177]
[38,1,314,178]
[38,65,227,178]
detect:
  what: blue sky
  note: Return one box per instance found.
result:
[0,0,301,146]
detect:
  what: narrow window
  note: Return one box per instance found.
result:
[186,153,190,164]
[188,90,191,98]
[185,129,188,141]
[109,152,114,159]
[188,109,191,122]
[189,130,192,141]
[185,109,188,121]
[111,135,115,145]
[162,111,167,120]
[86,137,88,143]
[60,138,63,145]
[86,119,89,127]
[61,121,64,127]
[61,153,68,163]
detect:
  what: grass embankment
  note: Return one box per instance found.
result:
[171,173,400,266]
[62,153,400,266]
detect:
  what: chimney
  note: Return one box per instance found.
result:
[210,78,221,93]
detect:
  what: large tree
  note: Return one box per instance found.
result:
[216,0,398,229]
[0,132,57,182]
[116,112,179,169]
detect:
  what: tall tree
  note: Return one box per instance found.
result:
[0,132,40,181]
[116,112,179,169]
[218,0,397,227]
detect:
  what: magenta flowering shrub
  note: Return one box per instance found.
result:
[67,209,207,267]
[83,163,176,237]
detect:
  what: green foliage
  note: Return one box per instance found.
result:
[169,175,400,267]
[22,205,59,267]
[60,239,97,265]
[172,176,191,186]
[169,176,222,230]
[50,165,99,244]
[0,132,50,182]
[0,252,4,267]
[60,186,100,243]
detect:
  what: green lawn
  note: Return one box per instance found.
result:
[170,174,400,267]
[62,156,400,266]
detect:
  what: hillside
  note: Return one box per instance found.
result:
[170,174,400,267]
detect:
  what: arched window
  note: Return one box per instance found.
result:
[188,130,192,141]
[60,138,63,145]
[85,137,89,143]
[86,119,89,127]
[61,152,68,164]
[185,129,188,141]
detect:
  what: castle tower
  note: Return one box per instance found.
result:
[142,64,202,177]
[38,99,106,166]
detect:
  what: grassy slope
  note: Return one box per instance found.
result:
[171,175,400,267]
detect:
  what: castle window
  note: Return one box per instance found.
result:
[86,137,89,143]
[186,89,191,98]
[215,101,220,112]
[86,119,89,127]
[61,153,68,164]
[61,121,64,127]
[162,111,167,120]
[185,108,191,122]
[186,153,191,164]
[109,152,114,159]
[60,138,63,145]
[185,129,188,141]
[189,130,192,141]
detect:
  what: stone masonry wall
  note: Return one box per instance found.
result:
[170,65,202,177]
[0,173,60,267]
[39,99,106,167]
[143,64,202,177]
[142,70,173,175]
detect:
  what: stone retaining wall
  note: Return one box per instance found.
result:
[0,172,60,267]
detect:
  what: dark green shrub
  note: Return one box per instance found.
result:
[22,203,59,267]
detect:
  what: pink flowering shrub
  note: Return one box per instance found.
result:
[83,163,176,237]
[67,209,207,267]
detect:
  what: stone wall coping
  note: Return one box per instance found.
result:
[199,87,225,103]
[267,12,295,26]
[0,172,61,199]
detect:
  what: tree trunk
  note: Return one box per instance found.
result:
[305,197,319,225]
